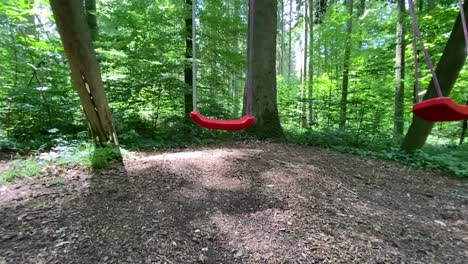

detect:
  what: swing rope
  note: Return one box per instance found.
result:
[408,0,468,122]
[408,0,443,101]
[192,0,255,115]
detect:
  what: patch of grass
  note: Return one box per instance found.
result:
[48,177,65,186]
[56,143,124,170]
[1,160,46,182]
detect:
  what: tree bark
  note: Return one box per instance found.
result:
[184,0,194,122]
[402,4,468,152]
[84,0,98,41]
[394,0,406,137]
[339,0,353,130]
[460,101,468,145]
[278,0,285,75]
[50,0,118,147]
[248,0,284,139]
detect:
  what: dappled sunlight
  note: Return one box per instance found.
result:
[126,148,263,192]
[140,148,259,161]
[2,143,468,263]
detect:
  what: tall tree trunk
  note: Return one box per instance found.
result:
[339,0,353,130]
[394,0,406,137]
[288,0,293,78]
[402,5,468,152]
[301,0,309,128]
[248,0,284,138]
[50,0,118,147]
[84,0,97,41]
[308,0,314,126]
[184,0,194,122]
[278,0,284,75]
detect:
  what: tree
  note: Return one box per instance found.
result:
[339,0,354,130]
[402,4,468,152]
[184,0,193,122]
[394,0,406,137]
[461,100,467,145]
[248,0,284,138]
[50,0,118,147]
[278,0,285,75]
[84,0,98,41]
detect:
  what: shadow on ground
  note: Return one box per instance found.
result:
[1,142,467,263]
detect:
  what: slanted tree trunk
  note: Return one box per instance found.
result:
[308,0,314,126]
[248,0,284,138]
[84,0,97,41]
[402,4,468,152]
[339,0,354,130]
[50,0,118,147]
[394,0,406,137]
[301,0,309,128]
[184,0,194,122]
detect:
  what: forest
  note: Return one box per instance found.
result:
[0,0,467,263]
[0,0,467,175]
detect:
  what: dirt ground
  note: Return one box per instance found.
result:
[1,142,467,263]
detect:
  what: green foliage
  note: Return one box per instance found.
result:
[287,128,468,178]
[0,0,465,179]
[1,159,46,182]
[56,143,122,170]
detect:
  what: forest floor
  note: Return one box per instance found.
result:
[0,142,467,264]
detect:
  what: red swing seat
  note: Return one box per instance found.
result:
[190,111,255,130]
[413,97,468,122]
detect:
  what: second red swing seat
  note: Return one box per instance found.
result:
[413,97,468,122]
[190,111,255,130]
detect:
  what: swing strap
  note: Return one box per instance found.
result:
[410,0,468,122]
[408,0,443,101]
[192,0,254,115]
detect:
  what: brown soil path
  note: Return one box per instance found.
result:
[1,142,467,263]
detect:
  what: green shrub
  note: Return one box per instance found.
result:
[56,143,123,170]
[286,128,468,178]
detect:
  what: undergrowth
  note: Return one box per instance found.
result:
[1,160,46,182]
[56,143,124,170]
[2,126,465,181]
[286,128,468,178]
